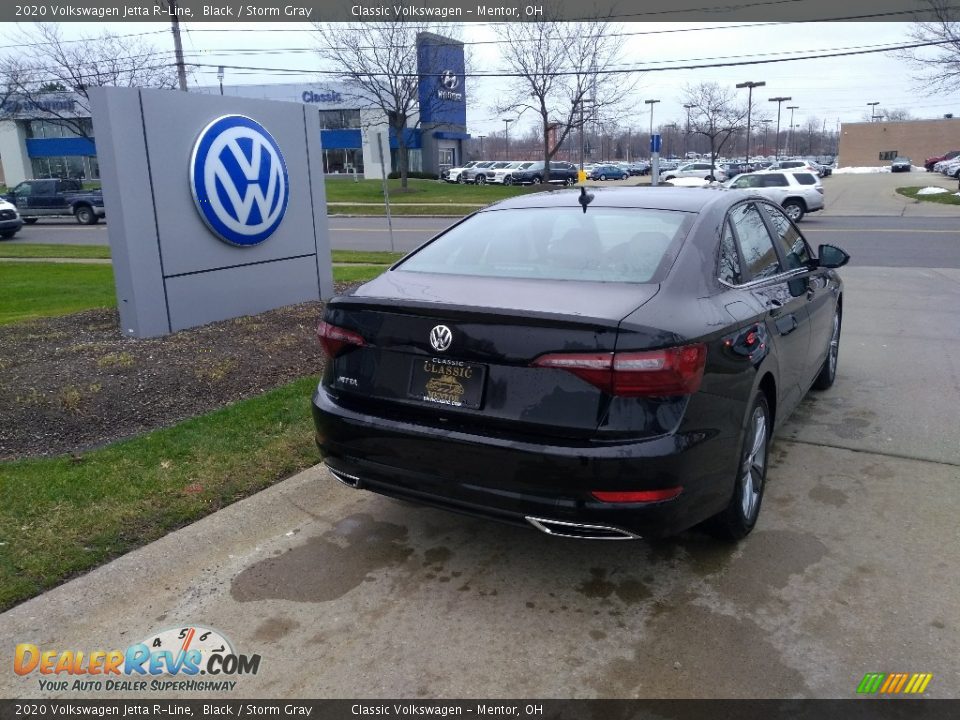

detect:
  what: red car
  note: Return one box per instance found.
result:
[924,150,960,172]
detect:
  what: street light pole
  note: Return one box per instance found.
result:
[682,103,694,158]
[769,96,792,161]
[786,106,799,157]
[736,80,766,165]
[761,119,771,156]
[867,101,880,121]
[502,118,514,160]
[477,135,486,156]
[645,99,660,185]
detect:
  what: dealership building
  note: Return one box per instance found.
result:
[839,117,960,167]
[0,32,468,186]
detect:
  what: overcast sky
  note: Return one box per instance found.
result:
[5,20,956,136]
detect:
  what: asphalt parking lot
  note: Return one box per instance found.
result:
[2,175,958,699]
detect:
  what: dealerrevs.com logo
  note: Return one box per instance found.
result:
[14,625,261,693]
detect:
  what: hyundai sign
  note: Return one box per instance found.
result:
[190,114,289,246]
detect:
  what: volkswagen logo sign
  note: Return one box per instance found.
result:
[190,114,289,247]
[429,325,453,353]
[441,70,459,91]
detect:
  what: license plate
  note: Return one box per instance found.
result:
[408,357,486,409]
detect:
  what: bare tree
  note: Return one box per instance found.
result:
[903,0,960,93]
[861,107,914,122]
[494,14,635,184]
[313,22,461,189]
[682,83,749,175]
[3,23,178,138]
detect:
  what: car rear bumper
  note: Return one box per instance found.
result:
[0,218,23,232]
[311,387,738,538]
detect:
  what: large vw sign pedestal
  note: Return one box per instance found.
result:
[89,87,334,338]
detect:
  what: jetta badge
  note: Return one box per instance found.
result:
[429,325,453,352]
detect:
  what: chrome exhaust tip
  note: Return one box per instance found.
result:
[325,463,361,489]
[525,516,641,540]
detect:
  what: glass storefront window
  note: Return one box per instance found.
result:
[30,156,99,181]
[322,149,364,174]
[317,110,361,129]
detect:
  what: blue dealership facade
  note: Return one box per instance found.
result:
[0,32,468,186]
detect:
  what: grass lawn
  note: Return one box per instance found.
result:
[325,178,541,206]
[0,243,112,259]
[896,187,960,205]
[0,259,391,325]
[0,375,321,611]
[0,263,117,325]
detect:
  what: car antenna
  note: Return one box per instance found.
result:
[578,186,594,214]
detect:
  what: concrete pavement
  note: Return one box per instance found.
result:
[822,171,960,217]
[2,266,957,700]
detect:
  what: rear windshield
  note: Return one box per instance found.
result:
[396,207,691,283]
[793,173,818,185]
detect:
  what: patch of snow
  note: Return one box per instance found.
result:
[834,166,890,174]
[916,186,950,195]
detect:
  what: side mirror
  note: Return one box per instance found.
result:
[818,244,850,269]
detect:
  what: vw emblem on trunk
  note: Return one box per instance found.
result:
[429,325,453,352]
[190,114,289,247]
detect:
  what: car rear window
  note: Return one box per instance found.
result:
[793,173,818,185]
[397,207,692,283]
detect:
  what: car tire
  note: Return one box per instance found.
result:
[23,217,38,224]
[664,175,676,181]
[706,175,715,182]
[0,230,17,239]
[707,392,771,541]
[533,175,543,184]
[504,176,513,186]
[812,307,842,391]
[457,175,465,184]
[782,200,805,223]
[599,174,607,181]
[75,205,98,225]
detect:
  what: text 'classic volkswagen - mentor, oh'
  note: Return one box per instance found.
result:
[312,187,849,541]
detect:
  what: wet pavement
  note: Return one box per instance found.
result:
[2,267,958,699]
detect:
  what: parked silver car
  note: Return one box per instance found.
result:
[725,170,824,222]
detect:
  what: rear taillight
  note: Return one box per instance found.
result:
[316,320,366,358]
[591,488,683,503]
[531,344,707,397]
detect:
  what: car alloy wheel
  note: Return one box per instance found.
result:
[600,174,607,181]
[533,175,543,184]
[457,175,465,184]
[75,206,95,225]
[708,392,770,540]
[782,200,804,223]
[476,175,486,185]
[813,308,841,390]
[504,176,513,186]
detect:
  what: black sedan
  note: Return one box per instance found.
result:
[890,157,912,172]
[312,188,849,541]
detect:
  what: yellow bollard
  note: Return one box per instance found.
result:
[577,169,587,184]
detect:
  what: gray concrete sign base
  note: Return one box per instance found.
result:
[2,267,958,699]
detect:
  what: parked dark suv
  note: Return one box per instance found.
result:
[510,161,578,185]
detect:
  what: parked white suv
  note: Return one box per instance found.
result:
[445,161,478,183]
[725,170,824,222]
[661,162,727,182]
[490,161,533,185]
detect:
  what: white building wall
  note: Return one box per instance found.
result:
[0,121,32,186]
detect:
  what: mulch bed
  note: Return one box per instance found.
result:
[0,284,358,460]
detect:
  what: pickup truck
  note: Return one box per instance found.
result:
[4,179,106,225]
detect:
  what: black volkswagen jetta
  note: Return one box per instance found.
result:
[312,187,848,541]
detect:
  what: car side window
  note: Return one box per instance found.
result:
[760,174,788,187]
[762,203,812,270]
[793,173,817,185]
[12,183,31,196]
[730,202,781,281]
[718,218,742,285]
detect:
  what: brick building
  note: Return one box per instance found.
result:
[839,118,960,167]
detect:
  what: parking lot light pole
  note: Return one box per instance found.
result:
[786,106,799,156]
[761,119,772,156]
[868,101,880,121]
[477,135,485,156]
[769,96,792,160]
[502,119,514,160]
[645,99,660,184]
[736,81,765,165]
[683,103,694,157]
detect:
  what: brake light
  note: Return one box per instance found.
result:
[591,488,683,503]
[316,320,366,358]
[531,343,707,396]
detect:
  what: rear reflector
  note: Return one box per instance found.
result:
[532,343,707,396]
[591,488,683,503]
[316,320,366,358]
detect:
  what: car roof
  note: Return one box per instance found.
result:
[483,186,729,213]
